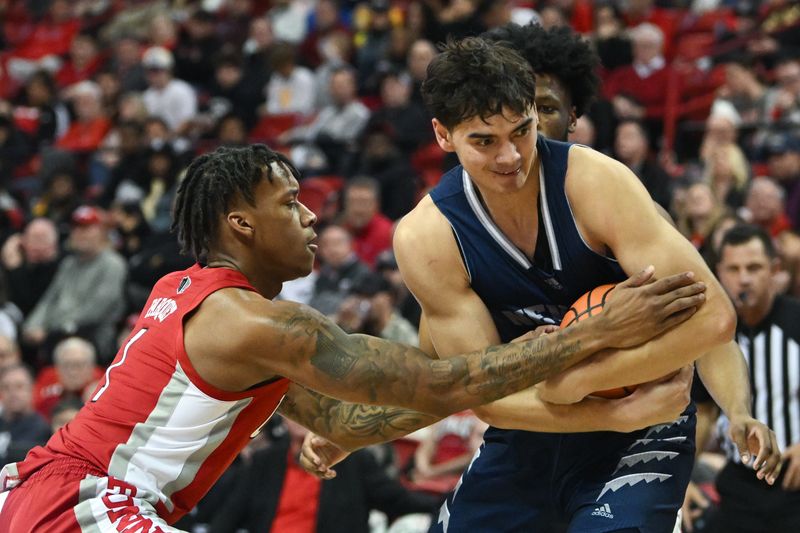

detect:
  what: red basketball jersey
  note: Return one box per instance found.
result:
[1,265,290,523]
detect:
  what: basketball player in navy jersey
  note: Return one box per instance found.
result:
[299,38,783,532]
[405,37,781,533]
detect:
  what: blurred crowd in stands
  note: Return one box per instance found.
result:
[0,0,799,531]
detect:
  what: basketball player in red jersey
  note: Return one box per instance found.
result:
[0,145,704,531]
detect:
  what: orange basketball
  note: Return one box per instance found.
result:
[560,284,638,400]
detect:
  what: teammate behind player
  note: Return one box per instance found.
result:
[482,23,597,143]
[0,145,704,532]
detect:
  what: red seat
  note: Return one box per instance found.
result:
[249,113,305,145]
[674,32,716,61]
[663,63,726,151]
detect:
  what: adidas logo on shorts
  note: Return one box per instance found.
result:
[591,503,614,519]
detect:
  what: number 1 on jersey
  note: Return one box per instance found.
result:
[92,328,148,402]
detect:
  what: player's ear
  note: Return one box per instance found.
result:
[568,107,578,134]
[432,118,456,153]
[226,210,254,240]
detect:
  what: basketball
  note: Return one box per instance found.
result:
[560,284,638,399]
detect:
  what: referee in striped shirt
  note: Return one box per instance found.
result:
[712,224,800,532]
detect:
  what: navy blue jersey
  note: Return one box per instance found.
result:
[428,137,695,532]
[430,136,626,342]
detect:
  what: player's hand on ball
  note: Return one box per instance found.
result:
[299,432,350,480]
[616,365,693,432]
[727,414,782,486]
[601,266,706,349]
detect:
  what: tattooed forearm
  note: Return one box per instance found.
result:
[281,304,601,416]
[280,386,439,450]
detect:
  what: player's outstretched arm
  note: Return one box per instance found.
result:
[281,268,703,417]
[187,266,701,419]
[248,297,608,417]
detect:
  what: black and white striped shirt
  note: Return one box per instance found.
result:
[720,295,800,463]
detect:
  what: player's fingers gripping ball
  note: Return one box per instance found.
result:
[560,284,638,399]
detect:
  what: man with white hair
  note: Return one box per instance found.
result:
[603,22,670,121]
[141,46,198,133]
[699,100,742,162]
[55,80,111,152]
[33,337,101,420]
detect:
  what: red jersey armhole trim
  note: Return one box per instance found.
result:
[175,269,290,402]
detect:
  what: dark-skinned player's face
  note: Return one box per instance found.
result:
[534,73,576,142]
[247,163,318,280]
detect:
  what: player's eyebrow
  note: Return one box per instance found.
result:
[282,187,299,199]
[467,117,534,139]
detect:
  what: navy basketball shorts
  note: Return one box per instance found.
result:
[430,410,696,533]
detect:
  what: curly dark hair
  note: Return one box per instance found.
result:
[421,37,537,130]
[171,144,301,262]
[482,23,600,118]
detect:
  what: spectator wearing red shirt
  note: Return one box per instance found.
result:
[33,336,103,420]
[6,0,80,81]
[340,177,393,267]
[604,23,670,121]
[55,32,105,89]
[55,81,112,153]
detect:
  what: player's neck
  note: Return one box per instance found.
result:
[475,159,541,257]
[206,254,283,299]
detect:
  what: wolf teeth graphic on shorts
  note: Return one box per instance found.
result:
[613,451,680,473]
[597,473,673,500]
[644,416,689,438]
[627,435,687,450]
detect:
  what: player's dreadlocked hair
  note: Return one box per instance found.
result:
[422,37,537,130]
[171,144,301,262]
[482,23,600,117]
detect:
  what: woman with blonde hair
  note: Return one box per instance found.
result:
[703,141,751,209]
[677,182,731,251]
